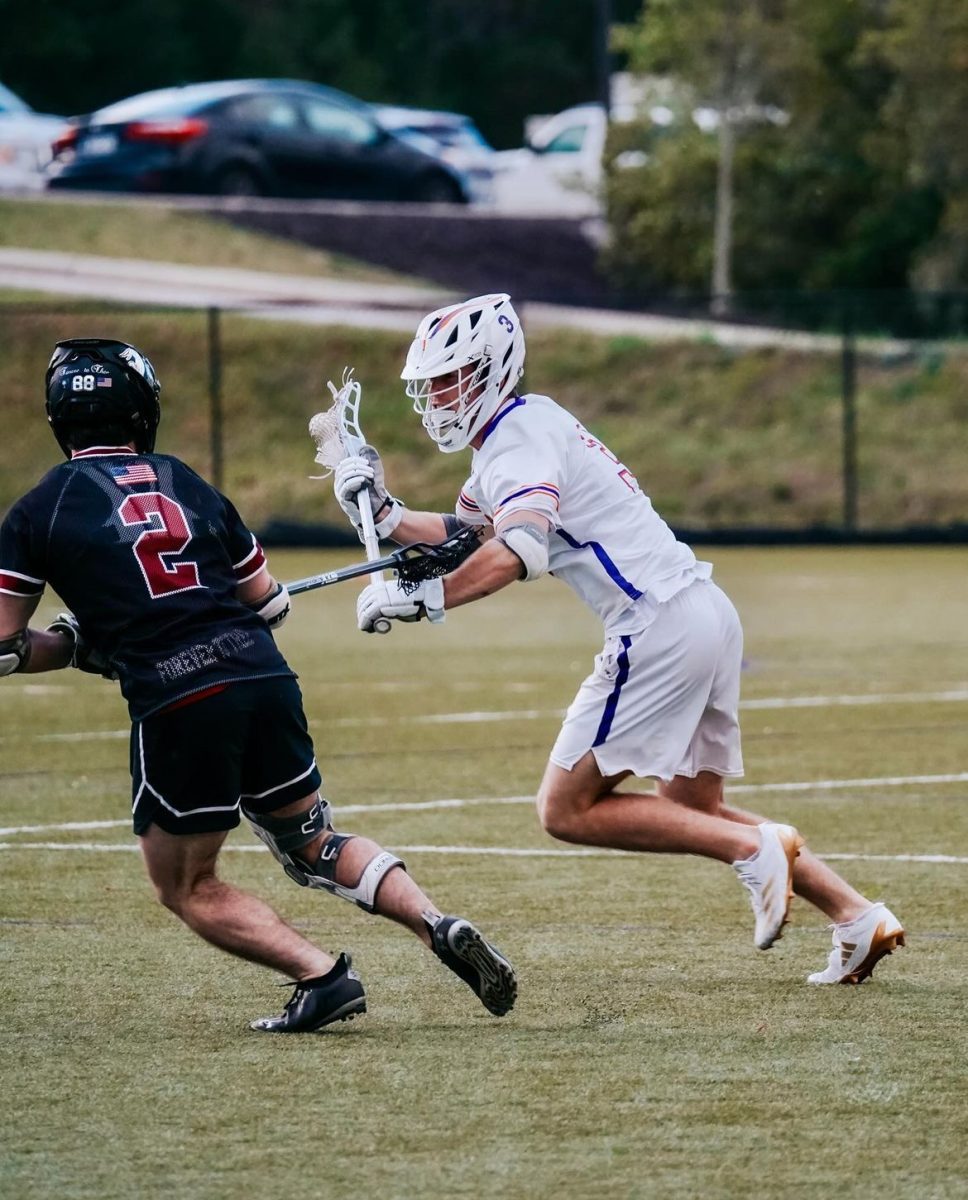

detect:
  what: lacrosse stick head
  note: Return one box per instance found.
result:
[393,526,483,595]
[308,366,364,477]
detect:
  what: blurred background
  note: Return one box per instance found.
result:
[1,0,966,541]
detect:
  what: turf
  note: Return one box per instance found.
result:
[1,547,966,1199]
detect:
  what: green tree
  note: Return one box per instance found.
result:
[606,0,946,302]
[863,0,968,286]
[614,0,806,309]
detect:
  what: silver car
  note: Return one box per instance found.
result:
[0,83,69,191]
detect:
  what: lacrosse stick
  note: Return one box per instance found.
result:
[286,526,482,597]
[309,368,391,634]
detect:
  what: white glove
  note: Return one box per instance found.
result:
[334,446,403,539]
[46,612,119,679]
[357,577,445,633]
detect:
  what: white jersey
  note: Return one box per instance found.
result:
[455,392,711,634]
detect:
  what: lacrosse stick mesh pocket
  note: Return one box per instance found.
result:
[394,528,482,594]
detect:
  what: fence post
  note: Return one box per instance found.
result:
[840,300,858,532]
[207,306,223,492]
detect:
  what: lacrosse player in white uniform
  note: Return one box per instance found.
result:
[335,293,905,984]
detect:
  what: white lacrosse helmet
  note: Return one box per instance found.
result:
[401,292,525,453]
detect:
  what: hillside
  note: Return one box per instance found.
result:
[3,304,965,530]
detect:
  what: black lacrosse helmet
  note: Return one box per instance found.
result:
[45,338,162,457]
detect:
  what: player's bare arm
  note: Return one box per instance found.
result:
[0,592,73,673]
[442,509,551,608]
[235,565,291,629]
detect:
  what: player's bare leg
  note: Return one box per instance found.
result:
[139,824,335,979]
[269,793,516,1016]
[268,793,438,945]
[538,751,802,948]
[537,752,761,861]
[658,771,870,924]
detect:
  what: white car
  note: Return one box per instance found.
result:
[490,75,760,217]
[0,83,68,191]
[491,104,607,215]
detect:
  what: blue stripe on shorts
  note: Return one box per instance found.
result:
[592,635,633,747]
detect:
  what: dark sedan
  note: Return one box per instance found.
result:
[47,79,470,202]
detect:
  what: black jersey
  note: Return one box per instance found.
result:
[0,447,293,719]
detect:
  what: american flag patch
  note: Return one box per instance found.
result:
[111,463,157,486]
[96,377,113,388]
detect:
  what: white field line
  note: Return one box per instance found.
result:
[2,771,967,840]
[3,769,968,842]
[1,686,966,746]
[0,841,966,865]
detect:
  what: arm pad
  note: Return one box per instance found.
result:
[249,581,291,630]
[0,629,31,676]
[495,522,551,581]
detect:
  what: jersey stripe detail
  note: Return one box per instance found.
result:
[233,538,266,583]
[0,569,44,597]
[592,636,633,747]
[70,447,138,459]
[457,490,481,512]
[556,529,644,600]
[494,483,560,517]
[156,683,230,714]
[478,395,526,445]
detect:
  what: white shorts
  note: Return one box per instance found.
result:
[549,579,744,781]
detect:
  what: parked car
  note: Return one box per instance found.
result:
[490,103,611,215]
[47,79,472,202]
[492,76,788,216]
[0,82,69,191]
[372,105,495,203]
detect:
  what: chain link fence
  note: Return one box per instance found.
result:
[2,294,966,543]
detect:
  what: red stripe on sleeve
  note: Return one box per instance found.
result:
[0,571,44,597]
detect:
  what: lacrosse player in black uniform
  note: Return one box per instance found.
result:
[0,338,516,1031]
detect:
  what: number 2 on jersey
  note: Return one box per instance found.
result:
[119,492,202,598]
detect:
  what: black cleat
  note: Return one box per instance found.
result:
[250,952,366,1033]
[427,915,517,1017]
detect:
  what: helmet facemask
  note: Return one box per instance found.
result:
[401,294,525,453]
[407,353,498,451]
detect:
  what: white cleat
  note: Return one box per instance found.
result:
[733,822,804,950]
[807,902,905,985]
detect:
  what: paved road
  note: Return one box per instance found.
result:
[0,247,919,354]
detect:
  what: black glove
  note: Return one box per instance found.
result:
[46,613,119,680]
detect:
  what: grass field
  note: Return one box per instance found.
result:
[4,197,968,530]
[1,547,966,1199]
[0,196,415,283]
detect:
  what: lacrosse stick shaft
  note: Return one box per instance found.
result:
[285,526,481,598]
[287,551,404,596]
[355,484,391,634]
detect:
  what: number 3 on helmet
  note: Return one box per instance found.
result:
[45,338,162,457]
[401,293,526,453]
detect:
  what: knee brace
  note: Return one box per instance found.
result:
[309,833,405,913]
[243,796,404,914]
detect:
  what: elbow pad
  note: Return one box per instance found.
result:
[496,522,551,581]
[0,629,31,676]
[250,582,291,630]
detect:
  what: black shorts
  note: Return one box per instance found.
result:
[130,677,322,836]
